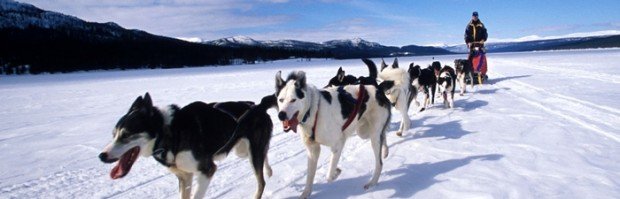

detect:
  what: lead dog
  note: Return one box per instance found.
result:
[377,58,417,136]
[437,65,457,108]
[454,59,475,95]
[275,71,391,198]
[98,93,275,199]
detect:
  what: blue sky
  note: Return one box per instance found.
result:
[18,0,620,46]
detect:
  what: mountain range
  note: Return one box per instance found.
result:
[443,34,620,53]
[202,36,453,58]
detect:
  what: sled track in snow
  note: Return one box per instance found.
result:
[496,59,620,84]
[490,72,620,143]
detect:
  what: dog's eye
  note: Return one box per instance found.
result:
[279,98,284,103]
[290,99,297,103]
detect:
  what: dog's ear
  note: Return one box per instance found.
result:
[294,71,306,89]
[129,96,143,112]
[392,57,399,68]
[337,67,345,82]
[143,92,153,108]
[275,71,285,94]
[380,58,388,71]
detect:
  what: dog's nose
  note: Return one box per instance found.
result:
[278,112,287,121]
[99,152,113,163]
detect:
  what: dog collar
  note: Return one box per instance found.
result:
[152,134,173,167]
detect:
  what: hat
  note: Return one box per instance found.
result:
[472,11,479,17]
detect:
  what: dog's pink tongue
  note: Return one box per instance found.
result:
[110,147,140,179]
[110,163,124,179]
[283,118,299,133]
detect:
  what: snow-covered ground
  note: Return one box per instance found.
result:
[1,49,619,199]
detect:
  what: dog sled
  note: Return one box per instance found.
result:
[466,43,488,84]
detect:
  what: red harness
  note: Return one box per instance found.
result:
[342,84,367,131]
[306,85,367,141]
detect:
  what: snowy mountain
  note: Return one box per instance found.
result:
[323,37,383,48]
[204,36,262,47]
[443,34,620,53]
[205,37,452,58]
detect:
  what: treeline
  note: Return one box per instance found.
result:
[0,27,332,74]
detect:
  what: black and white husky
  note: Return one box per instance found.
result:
[324,60,378,88]
[377,58,417,136]
[437,65,457,108]
[275,71,391,198]
[98,93,275,199]
[408,64,437,110]
[454,59,475,95]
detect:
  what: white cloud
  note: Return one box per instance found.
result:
[243,18,405,44]
[17,0,289,39]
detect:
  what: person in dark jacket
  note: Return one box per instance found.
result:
[465,11,489,82]
[465,11,487,52]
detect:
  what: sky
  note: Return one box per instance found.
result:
[16,0,620,46]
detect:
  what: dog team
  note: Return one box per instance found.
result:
[98,57,479,199]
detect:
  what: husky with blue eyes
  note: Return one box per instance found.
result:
[274,69,391,198]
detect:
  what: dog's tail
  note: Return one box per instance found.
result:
[362,58,378,79]
[214,95,277,160]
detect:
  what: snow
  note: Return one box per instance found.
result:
[177,37,204,43]
[323,37,383,48]
[488,30,620,43]
[1,49,619,198]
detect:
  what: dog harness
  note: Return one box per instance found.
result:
[341,84,367,131]
[301,93,321,141]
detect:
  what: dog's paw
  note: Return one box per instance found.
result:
[300,190,312,199]
[264,166,273,177]
[327,168,342,182]
[363,182,377,190]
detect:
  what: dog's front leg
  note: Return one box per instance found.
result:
[422,87,429,109]
[458,74,466,96]
[173,171,193,199]
[300,143,321,199]
[327,139,346,182]
[468,72,475,90]
[264,154,273,178]
[192,173,212,199]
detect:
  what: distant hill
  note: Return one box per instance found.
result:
[0,0,328,74]
[205,37,453,59]
[443,34,620,53]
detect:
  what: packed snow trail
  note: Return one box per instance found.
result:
[1,49,619,198]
